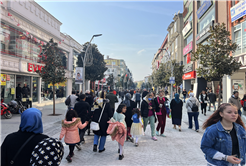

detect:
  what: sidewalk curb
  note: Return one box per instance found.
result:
[32,98,66,107]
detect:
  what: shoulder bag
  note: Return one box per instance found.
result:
[10,134,36,165]
[90,103,106,131]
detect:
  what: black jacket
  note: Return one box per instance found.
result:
[153,97,168,112]
[121,100,137,127]
[74,100,91,123]
[16,87,22,96]
[208,92,216,103]
[142,91,148,100]
[106,93,118,109]
[85,93,93,107]
[22,86,30,97]
[140,99,156,118]
[1,130,48,166]
[87,100,113,136]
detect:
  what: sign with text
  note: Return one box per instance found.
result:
[197,0,212,19]
[27,63,44,72]
[230,0,246,22]
[183,41,193,55]
[0,74,6,86]
[183,63,193,73]
[182,71,196,80]
[196,21,215,44]
[182,22,192,37]
[235,54,246,68]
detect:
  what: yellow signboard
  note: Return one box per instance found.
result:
[11,88,15,94]
[48,81,67,88]
[1,74,6,86]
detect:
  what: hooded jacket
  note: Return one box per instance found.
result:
[59,118,87,144]
[186,97,200,112]
[228,95,242,110]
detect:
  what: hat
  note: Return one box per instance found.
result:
[30,137,64,166]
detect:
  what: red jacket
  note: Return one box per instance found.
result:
[240,99,246,107]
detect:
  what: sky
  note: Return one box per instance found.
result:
[36,1,183,81]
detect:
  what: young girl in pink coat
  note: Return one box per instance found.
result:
[59,109,88,163]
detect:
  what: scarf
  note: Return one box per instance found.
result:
[174,93,181,104]
[123,93,131,107]
[19,108,43,134]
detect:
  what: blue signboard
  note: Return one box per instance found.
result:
[230,1,246,22]
[197,0,212,19]
[169,77,175,84]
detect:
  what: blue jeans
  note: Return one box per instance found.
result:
[238,109,242,116]
[183,96,186,102]
[188,112,199,130]
[94,134,106,151]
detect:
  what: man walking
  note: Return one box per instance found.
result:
[208,89,216,112]
[228,91,242,116]
[106,89,118,113]
[66,90,78,110]
[182,89,187,103]
[74,94,91,149]
[135,90,141,108]
[85,90,93,107]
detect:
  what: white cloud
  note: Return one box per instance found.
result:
[137,49,146,55]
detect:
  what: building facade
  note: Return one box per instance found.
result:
[0,0,83,104]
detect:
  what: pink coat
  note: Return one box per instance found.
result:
[59,118,87,144]
[107,121,126,146]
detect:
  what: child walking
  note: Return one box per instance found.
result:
[59,109,88,163]
[113,104,127,160]
[131,108,143,146]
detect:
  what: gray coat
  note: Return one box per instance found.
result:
[186,97,200,112]
[228,95,242,110]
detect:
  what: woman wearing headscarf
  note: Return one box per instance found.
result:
[1,108,64,166]
[122,93,137,142]
[88,91,113,153]
[170,93,183,131]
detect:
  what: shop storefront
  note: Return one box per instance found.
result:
[182,71,196,91]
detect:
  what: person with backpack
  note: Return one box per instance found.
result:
[65,90,78,111]
[186,93,200,132]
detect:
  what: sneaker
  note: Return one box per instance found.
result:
[93,144,97,152]
[70,153,74,157]
[161,134,166,137]
[204,113,206,116]
[135,143,139,147]
[152,136,158,141]
[173,126,176,129]
[196,129,199,132]
[66,155,72,162]
[119,154,124,160]
[81,140,85,144]
[156,131,160,136]
[75,144,82,151]
[118,149,120,153]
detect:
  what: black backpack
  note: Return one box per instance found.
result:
[190,100,198,112]
[65,95,71,106]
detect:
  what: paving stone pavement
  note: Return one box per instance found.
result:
[54,109,208,166]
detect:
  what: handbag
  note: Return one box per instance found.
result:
[90,103,106,131]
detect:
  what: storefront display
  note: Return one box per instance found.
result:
[1,74,15,103]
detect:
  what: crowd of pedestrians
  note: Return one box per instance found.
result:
[1,87,246,166]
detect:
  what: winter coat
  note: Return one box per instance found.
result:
[88,99,113,136]
[142,91,148,100]
[208,92,216,103]
[85,93,94,107]
[228,95,242,110]
[1,130,48,166]
[59,118,87,144]
[135,93,141,101]
[74,100,91,123]
[141,97,156,118]
[106,93,118,109]
[199,94,209,105]
[170,99,183,119]
[22,86,30,97]
[66,94,78,108]
[186,97,200,112]
[154,97,168,113]
[107,121,126,146]
[121,100,137,127]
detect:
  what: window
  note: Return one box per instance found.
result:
[112,62,115,65]
[171,27,173,35]
[184,32,193,46]
[174,22,176,32]
[198,7,215,33]
[184,55,187,65]
[243,22,246,53]
[172,43,174,51]
[175,38,178,49]
[233,21,246,56]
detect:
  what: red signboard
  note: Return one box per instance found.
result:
[28,63,44,72]
[6,75,10,81]
[182,71,196,80]
[187,53,191,64]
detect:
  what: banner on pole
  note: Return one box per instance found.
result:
[75,67,83,84]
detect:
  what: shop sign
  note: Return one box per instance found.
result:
[182,22,192,37]
[183,63,193,73]
[182,71,196,80]
[230,0,246,22]
[27,63,44,72]
[1,74,6,86]
[183,41,193,55]
[235,54,246,68]
[197,0,212,19]
[196,21,214,44]
[6,75,10,81]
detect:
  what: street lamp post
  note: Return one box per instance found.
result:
[159,48,174,100]
[82,34,102,93]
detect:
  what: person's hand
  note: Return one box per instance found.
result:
[201,102,203,103]
[170,109,172,112]
[227,156,241,164]
[148,106,153,109]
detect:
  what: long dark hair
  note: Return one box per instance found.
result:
[116,104,126,113]
[202,103,246,130]
[132,108,141,118]
[65,109,78,121]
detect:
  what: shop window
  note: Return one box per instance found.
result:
[184,32,193,46]
[242,22,246,53]
[198,7,215,33]
[234,24,242,55]
[32,77,39,102]
[1,74,15,103]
